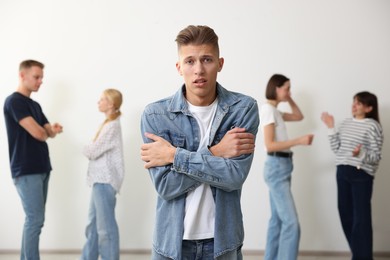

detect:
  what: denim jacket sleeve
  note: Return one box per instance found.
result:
[141,109,202,201]
[141,88,259,201]
[173,99,259,192]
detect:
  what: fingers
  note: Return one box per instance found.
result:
[52,123,63,133]
[144,161,153,169]
[300,134,314,145]
[228,127,246,134]
[352,144,362,157]
[320,112,329,122]
[230,131,255,142]
[144,132,160,141]
[308,134,314,145]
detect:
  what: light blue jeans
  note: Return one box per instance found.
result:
[263,156,300,260]
[152,239,242,260]
[13,173,50,260]
[81,183,119,260]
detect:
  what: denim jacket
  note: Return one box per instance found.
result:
[140,83,259,259]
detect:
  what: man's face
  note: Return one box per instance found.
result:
[176,44,224,106]
[20,66,44,93]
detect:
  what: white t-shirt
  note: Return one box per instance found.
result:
[183,98,218,240]
[260,103,290,152]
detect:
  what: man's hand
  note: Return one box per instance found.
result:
[210,127,255,158]
[141,132,176,169]
[52,123,63,134]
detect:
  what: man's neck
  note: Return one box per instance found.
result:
[16,85,32,98]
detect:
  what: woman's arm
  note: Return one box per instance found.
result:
[282,96,304,122]
[263,123,313,152]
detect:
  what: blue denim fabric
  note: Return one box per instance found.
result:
[13,173,50,260]
[182,239,214,260]
[152,240,242,260]
[263,156,300,260]
[81,183,119,260]
[336,165,373,260]
[141,84,259,260]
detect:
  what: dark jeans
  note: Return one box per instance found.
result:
[337,165,374,260]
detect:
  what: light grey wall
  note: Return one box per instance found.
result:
[1,0,389,252]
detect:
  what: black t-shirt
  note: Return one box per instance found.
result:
[3,92,52,178]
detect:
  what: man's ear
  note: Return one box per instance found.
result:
[218,57,224,72]
[19,70,25,80]
[176,62,183,76]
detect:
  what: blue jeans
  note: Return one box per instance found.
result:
[152,239,242,260]
[13,173,50,260]
[263,156,300,260]
[337,165,373,260]
[81,183,119,260]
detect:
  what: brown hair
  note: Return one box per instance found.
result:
[19,60,44,71]
[175,25,219,55]
[354,91,380,123]
[265,74,290,100]
[94,89,123,141]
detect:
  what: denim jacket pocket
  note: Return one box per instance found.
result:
[160,130,186,148]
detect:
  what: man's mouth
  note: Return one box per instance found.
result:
[194,78,207,84]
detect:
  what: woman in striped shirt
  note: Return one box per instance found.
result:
[321,91,383,260]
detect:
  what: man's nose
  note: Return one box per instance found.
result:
[194,62,205,75]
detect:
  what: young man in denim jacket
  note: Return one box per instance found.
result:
[141,25,259,260]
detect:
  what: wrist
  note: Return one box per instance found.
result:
[209,144,222,156]
[169,146,176,164]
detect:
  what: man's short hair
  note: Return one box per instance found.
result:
[175,25,219,55]
[19,60,44,71]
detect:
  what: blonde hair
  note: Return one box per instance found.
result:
[94,89,123,141]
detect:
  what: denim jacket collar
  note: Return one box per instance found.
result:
[168,83,240,115]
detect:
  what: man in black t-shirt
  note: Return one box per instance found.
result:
[3,60,63,259]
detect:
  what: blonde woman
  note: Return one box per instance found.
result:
[81,89,124,260]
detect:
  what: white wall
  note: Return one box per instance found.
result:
[1,0,389,253]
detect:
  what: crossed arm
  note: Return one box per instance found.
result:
[19,116,63,141]
[140,127,256,200]
[141,127,255,169]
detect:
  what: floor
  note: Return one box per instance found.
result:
[0,253,389,260]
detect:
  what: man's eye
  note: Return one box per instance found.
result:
[203,58,212,63]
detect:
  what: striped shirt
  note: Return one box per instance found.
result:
[328,118,383,176]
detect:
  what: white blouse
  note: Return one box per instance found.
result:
[83,118,125,192]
